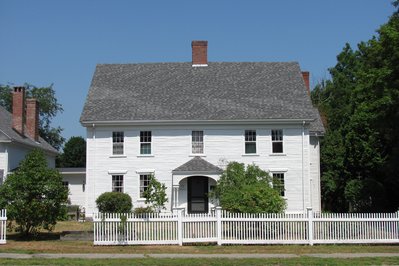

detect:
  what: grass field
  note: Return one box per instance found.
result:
[0,257,399,266]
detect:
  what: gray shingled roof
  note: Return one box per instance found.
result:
[173,157,223,174]
[0,105,58,154]
[81,62,324,133]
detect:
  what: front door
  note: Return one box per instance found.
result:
[187,176,208,213]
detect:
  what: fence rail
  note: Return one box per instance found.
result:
[93,208,399,246]
[0,209,6,244]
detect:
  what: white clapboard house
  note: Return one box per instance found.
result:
[0,87,58,182]
[80,41,324,216]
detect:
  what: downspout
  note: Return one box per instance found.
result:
[302,120,305,212]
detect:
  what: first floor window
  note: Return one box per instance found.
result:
[272,129,283,153]
[140,131,152,154]
[272,173,285,197]
[62,181,69,189]
[112,131,124,155]
[192,130,204,154]
[140,174,150,198]
[112,175,124,192]
[245,130,256,154]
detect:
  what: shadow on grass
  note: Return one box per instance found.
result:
[7,232,61,241]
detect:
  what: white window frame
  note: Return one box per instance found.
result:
[112,175,124,193]
[244,130,257,154]
[271,129,284,154]
[140,131,152,155]
[112,131,124,155]
[272,172,285,197]
[191,130,204,155]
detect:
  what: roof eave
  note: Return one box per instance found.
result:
[81,118,315,127]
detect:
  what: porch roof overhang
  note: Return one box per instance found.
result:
[172,157,223,175]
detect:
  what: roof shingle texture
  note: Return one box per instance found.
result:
[173,157,223,173]
[81,62,324,132]
[0,105,58,154]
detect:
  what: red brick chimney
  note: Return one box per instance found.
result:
[301,71,310,96]
[192,40,208,66]
[26,98,39,141]
[12,87,25,135]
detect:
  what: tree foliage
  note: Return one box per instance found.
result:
[143,175,168,212]
[96,192,132,213]
[211,162,286,213]
[0,149,68,236]
[312,4,399,212]
[0,84,65,150]
[57,136,86,167]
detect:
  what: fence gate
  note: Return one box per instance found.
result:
[0,209,6,244]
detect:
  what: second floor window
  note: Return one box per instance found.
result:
[112,175,124,193]
[140,131,152,154]
[245,130,256,154]
[272,129,283,153]
[192,131,204,154]
[112,131,124,155]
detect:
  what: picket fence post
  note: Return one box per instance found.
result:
[216,207,222,245]
[307,207,314,246]
[177,209,183,246]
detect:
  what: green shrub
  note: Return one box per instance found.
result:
[96,192,132,213]
[133,206,154,214]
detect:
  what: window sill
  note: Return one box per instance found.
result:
[189,154,206,157]
[269,153,287,156]
[137,198,147,202]
[109,155,127,158]
[242,154,260,157]
[137,154,154,157]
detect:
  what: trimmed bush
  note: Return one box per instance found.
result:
[133,206,154,214]
[96,192,132,213]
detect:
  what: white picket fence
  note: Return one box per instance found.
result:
[93,208,399,246]
[0,209,6,244]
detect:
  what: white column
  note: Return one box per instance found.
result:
[173,185,179,208]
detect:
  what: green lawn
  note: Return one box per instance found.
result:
[1,257,399,266]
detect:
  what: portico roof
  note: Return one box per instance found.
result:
[172,157,223,175]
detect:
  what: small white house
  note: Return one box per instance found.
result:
[80,41,324,216]
[0,87,58,182]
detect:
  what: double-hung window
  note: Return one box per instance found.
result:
[112,131,124,155]
[139,174,150,198]
[272,129,283,153]
[112,175,124,193]
[245,130,256,154]
[272,173,285,197]
[192,131,204,154]
[140,131,152,155]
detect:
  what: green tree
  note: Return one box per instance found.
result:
[0,84,65,150]
[312,3,399,212]
[143,175,168,212]
[57,136,86,167]
[0,149,68,236]
[211,162,286,213]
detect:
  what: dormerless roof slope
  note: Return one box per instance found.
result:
[81,62,324,133]
[0,105,58,154]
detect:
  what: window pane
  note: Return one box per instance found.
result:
[140,131,152,142]
[245,143,256,154]
[192,131,204,154]
[140,174,150,198]
[112,175,123,193]
[112,131,124,155]
[273,173,285,197]
[272,142,283,153]
[140,143,151,154]
[272,129,283,141]
[245,130,256,141]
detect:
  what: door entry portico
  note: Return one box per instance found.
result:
[187,176,208,213]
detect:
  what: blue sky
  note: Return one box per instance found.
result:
[0,0,395,142]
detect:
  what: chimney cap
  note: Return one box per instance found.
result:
[192,40,208,46]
